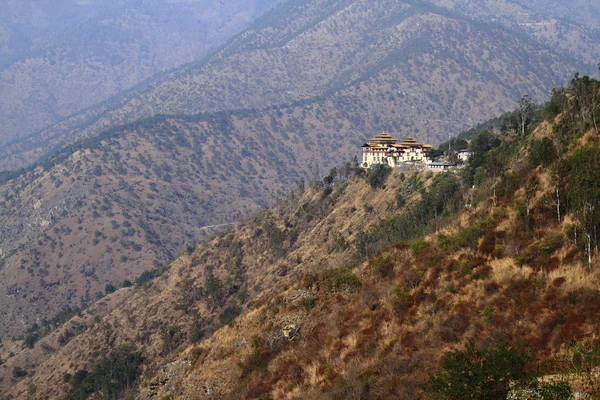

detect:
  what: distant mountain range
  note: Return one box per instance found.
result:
[0,0,282,146]
[0,0,597,172]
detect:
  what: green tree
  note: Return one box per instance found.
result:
[367,164,391,189]
[557,145,600,268]
[323,167,337,186]
[529,138,558,167]
[425,342,533,400]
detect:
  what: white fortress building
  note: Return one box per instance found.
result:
[362,132,433,168]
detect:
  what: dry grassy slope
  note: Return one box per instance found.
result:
[7,131,600,399]
[3,167,421,399]
[125,133,600,399]
[0,0,583,171]
[0,0,281,145]
[0,110,348,340]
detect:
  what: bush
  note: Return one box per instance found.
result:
[455,219,494,250]
[535,381,573,400]
[135,268,163,286]
[425,342,534,400]
[391,286,412,312]
[105,283,116,295]
[529,138,558,167]
[160,326,185,355]
[12,366,27,378]
[411,240,430,254]
[367,164,391,189]
[219,306,241,326]
[371,253,394,278]
[304,266,362,292]
[63,345,143,400]
[396,192,406,208]
[328,267,362,291]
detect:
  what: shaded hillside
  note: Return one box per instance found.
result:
[0,109,340,340]
[0,0,281,145]
[515,0,600,29]
[0,0,587,171]
[430,0,600,64]
[5,75,600,399]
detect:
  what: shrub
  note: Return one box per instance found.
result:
[328,267,362,291]
[411,240,430,254]
[135,268,161,286]
[367,164,391,189]
[12,366,27,378]
[242,336,272,377]
[105,283,116,295]
[438,235,452,250]
[535,381,573,400]
[219,306,241,326]
[160,325,185,355]
[391,286,412,312]
[425,342,534,400]
[396,192,406,208]
[455,219,494,250]
[529,138,558,167]
[63,345,143,400]
[305,266,362,292]
[371,253,394,278]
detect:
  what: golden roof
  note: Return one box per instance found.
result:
[364,133,432,149]
[368,132,399,143]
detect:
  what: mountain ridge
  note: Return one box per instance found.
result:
[0,0,587,172]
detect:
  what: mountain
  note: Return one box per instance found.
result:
[0,0,591,343]
[428,0,600,64]
[4,75,600,398]
[0,0,595,172]
[0,0,282,146]
[0,111,317,340]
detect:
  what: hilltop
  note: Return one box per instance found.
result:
[0,0,593,171]
[4,74,600,399]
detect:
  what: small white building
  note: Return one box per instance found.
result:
[362,133,433,168]
[427,162,456,171]
[458,150,473,162]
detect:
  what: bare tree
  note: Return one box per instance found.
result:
[518,95,535,136]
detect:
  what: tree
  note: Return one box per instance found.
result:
[310,162,322,189]
[426,342,533,400]
[558,145,600,268]
[297,178,305,194]
[343,161,352,180]
[463,130,502,186]
[529,138,558,167]
[518,95,536,136]
[367,164,391,189]
[569,73,600,132]
[323,167,337,186]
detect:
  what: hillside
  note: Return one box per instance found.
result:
[3,75,600,399]
[0,109,346,340]
[0,0,281,145]
[0,0,588,339]
[430,0,600,64]
[0,0,592,171]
